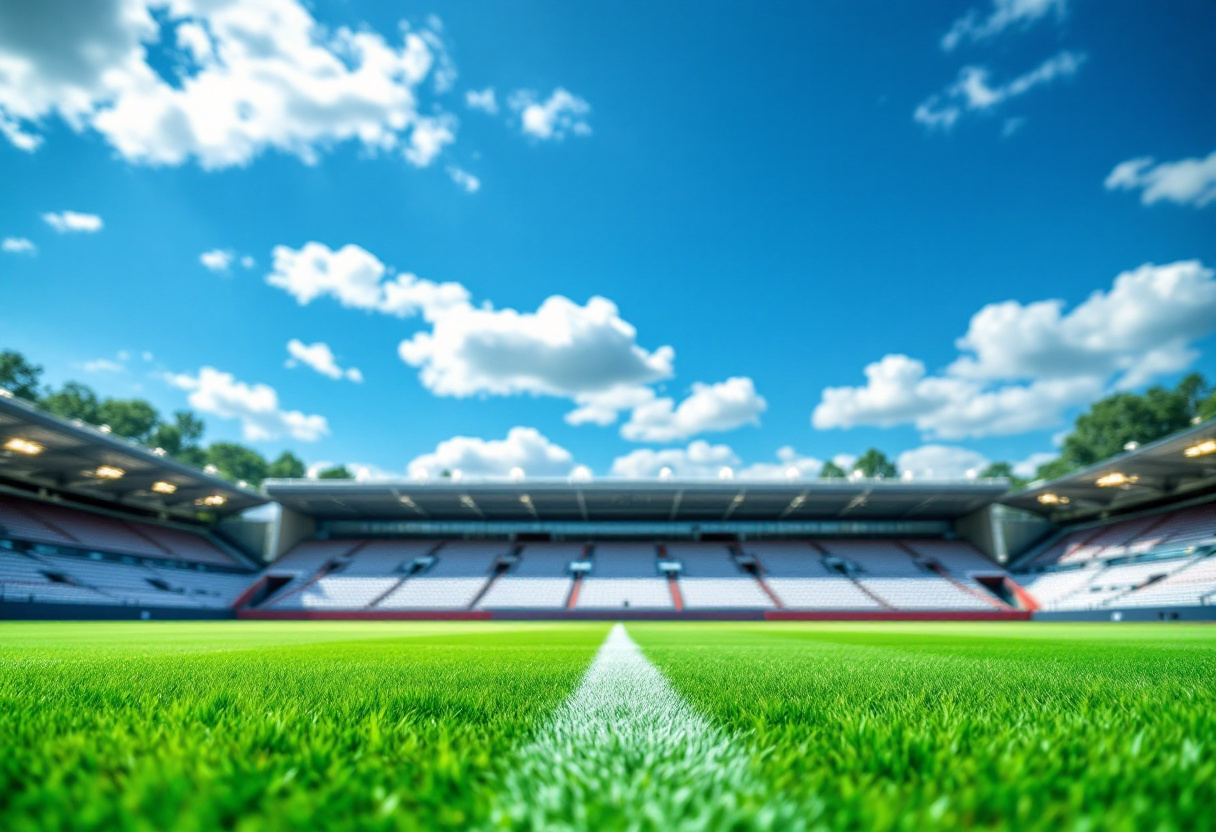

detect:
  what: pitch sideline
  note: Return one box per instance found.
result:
[484,623,799,830]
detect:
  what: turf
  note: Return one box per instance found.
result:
[2,621,1214,831]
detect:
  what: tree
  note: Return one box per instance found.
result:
[819,460,847,479]
[978,461,1028,489]
[96,398,161,443]
[39,382,100,424]
[853,448,897,479]
[149,411,207,461]
[0,350,43,400]
[318,465,353,480]
[205,442,269,486]
[268,451,307,479]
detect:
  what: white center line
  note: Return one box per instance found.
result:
[485,623,798,830]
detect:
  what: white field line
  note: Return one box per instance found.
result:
[485,623,800,831]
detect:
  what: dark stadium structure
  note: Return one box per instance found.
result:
[3,392,1215,621]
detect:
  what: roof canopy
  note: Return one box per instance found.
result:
[264,478,1008,523]
[0,394,266,517]
[1003,418,1216,519]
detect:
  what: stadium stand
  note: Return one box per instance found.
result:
[576,543,673,610]
[746,541,882,610]
[476,542,579,610]
[666,543,773,609]
[376,541,505,610]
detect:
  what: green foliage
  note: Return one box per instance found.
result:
[0,350,42,400]
[38,382,100,424]
[95,398,161,443]
[318,464,354,480]
[978,462,1028,489]
[205,442,269,486]
[852,448,897,479]
[149,411,208,466]
[1034,373,1212,480]
[819,460,847,479]
[268,451,307,479]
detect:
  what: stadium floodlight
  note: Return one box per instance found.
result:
[451,469,463,482]
[1096,472,1139,488]
[98,424,112,434]
[1037,493,1069,505]
[196,495,226,507]
[399,495,418,508]
[718,466,734,480]
[1184,439,1216,458]
[658,466,673,481]
[95,465,125,479]
[3,437,44,455]
[785,466,800,480]
[204,464,219,475]
[519,494,532,504]
[0,388,12,398]
[787,494,806,510]
[151,481,177,494]
[1123,441,1139,451]
[151,447,167,456]
[570,465,593,482]
[509,466,525,481]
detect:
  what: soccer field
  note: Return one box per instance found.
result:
[2,622,1214,831]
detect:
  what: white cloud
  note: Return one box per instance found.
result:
[737,447,825,480]
[897,445,989,480]
[81,357,125,374]
[915,50,1084,130]
[0,0,455,169]
[465,87,497,114]
[566,385,658,427]
[1013,451,1056,478]
[610,440,740,479]
[285,339,362,382]
[399,295,674,398]
[42,210,102,233]
[168,366,329,442]
[446,165,481,193]
[812,261,1216,439]
[1,236,35,254]
[407,427,575,478]
[619,377,767,442]
[1105,150,1216,209]
[508,88,591,140]
[199,248,233,273]
[942,0,1067,51]
[267,242,470,321]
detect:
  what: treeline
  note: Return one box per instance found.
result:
[0,350,351,486]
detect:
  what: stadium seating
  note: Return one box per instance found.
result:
[1115,555,1216,608]
[576,543,673,609]
[375,541,505,610]
[665,543,772,609]
[744,541,882,610]
[1025,504,1216,569]
[476,542,579,610]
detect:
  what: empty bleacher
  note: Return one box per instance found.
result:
[746,541,882,610]
[476,542,579,609]
[666,543,772,609]
[375,541,505,610]
[576,543,673,609]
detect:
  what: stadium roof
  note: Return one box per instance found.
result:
[0,393,265,517]
[263,478,1009,523]
[1003,418,1216,519]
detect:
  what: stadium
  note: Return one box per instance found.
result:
[4,1,1216,830]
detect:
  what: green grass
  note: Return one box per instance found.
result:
[2,621,1214,831]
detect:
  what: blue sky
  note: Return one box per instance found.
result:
[1,0,1214,481]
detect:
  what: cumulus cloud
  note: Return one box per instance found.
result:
[407,427,575,479]
[267,242,471,321]
[2,237,35,254]
[610,440,740,479]
[0,0,455,169]
[199,248,233,272]
[285,339,362,382]
[465,87,498,114]
[813,261,1216,439]
[1105,150,1216,209]
[168,366,329,441]
[737,447,825,480]
[446,165,481,193]
[80,357,126,374]
[897,445,989,480]
[508,88,591,140]
[399,295,675,398]
[42,210,102,233]
[619,377,767,442]
[942,0,1068,51]
[915,50,1084,130]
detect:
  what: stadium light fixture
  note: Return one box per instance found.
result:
[0,388,12,398]
[1037,493,1069,505]
[570,465,593,482]
[519,494,532,505]
[1096,472,1139,488]
[95,465,125,479]
[787,495,806,510]
[1184,439,1216,458]
[785,466,800,480]
[451,469,463,482]
[151,447,167,456]
[151,481,177,494]
[399,496,418,508]
[196,495,226,507]
[718,466,734,480]
[98,424,112,434]
[204,464,219,475]
[4,437,44,455]
[658,466,673,481]
[509,466,525,481]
